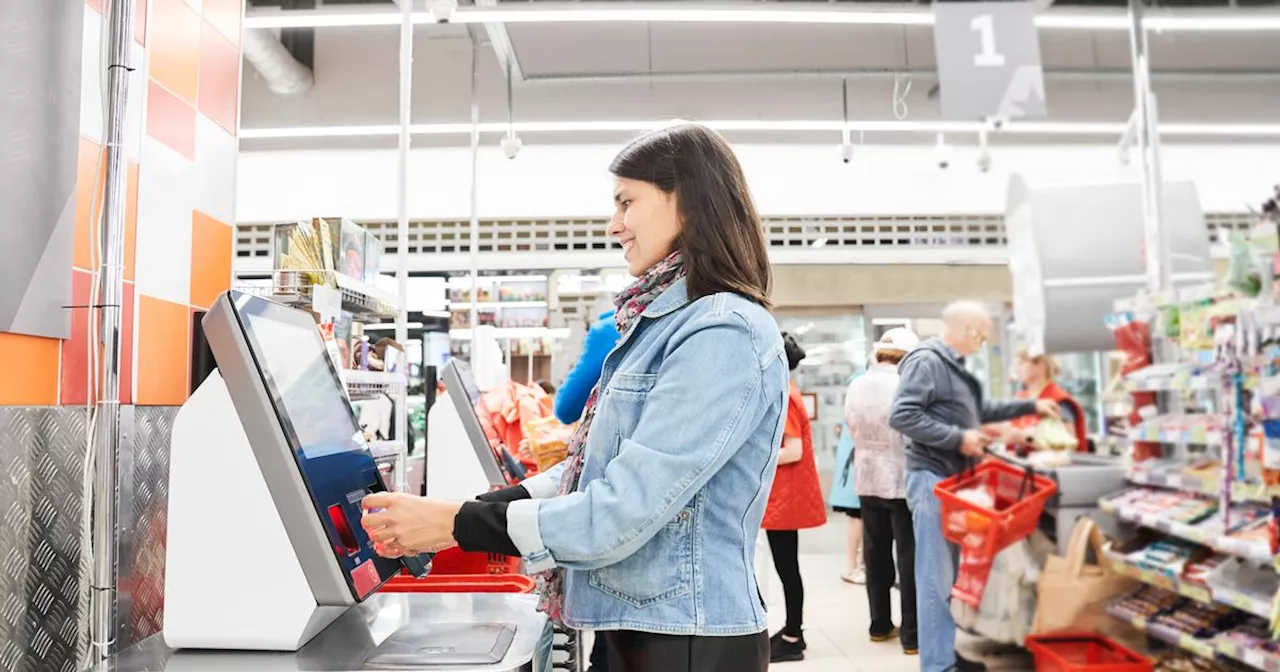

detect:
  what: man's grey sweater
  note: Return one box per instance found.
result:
[889,338,1037,478]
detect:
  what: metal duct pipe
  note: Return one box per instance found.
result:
[243,28,315,97]
[90,0,135,662]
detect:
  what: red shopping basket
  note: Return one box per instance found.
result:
[936,459,1056,606]
[1026,634,1152,672]
[382,573,537,594]
[935,459,1056,552]
[429,547,522,575]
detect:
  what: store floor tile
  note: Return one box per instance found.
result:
[581,518,1034,671]
[758,519,1033,671]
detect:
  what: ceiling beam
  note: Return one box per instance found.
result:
[517,67,1280,86]
[243,3,1280,31]
[472,0,525,82]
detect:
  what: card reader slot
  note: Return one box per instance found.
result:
[327,504,361,555]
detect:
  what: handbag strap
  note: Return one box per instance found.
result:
[1064,517,1105,578]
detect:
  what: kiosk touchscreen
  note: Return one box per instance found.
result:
[164,291,426,651]
[442,359,520,487]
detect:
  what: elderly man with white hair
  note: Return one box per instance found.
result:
[888,301,1058,672]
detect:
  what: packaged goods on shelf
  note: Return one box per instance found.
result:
[339,219,366,280]
[1204,559,1280,619]
[363,231,383,285]
[275,219,340,282]
[1130,414,1230,447]
[334,312,354,369]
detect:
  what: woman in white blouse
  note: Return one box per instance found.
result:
[843,327,920,656]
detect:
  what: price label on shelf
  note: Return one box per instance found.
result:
[932,1,1046,120]
[313,283,343,322]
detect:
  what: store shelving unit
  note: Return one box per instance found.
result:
[241,222,412,492]
[1101,228,1280,668]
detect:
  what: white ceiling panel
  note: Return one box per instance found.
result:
[507,24,652,75]
[645,23,911,72]
[1147,31,1280,70]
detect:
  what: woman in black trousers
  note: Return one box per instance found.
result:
[842,328,920,655]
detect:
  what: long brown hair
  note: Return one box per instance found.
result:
[609,124,772,308]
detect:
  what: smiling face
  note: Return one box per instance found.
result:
[607,177,682,277]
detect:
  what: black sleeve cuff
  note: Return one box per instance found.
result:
[476,485,532,504]
[453,501,520,557]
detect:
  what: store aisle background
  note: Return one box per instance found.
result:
[754,519,1032,671]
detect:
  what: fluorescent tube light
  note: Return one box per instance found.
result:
[243,4,1280,31]
[241,119,1280,141]
[450,5,935,26]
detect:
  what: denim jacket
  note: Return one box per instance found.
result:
[507,278,788,635]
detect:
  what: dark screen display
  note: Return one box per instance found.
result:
[232,294,400,599]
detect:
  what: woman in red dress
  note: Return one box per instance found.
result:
[1009,349,1090,452]
[762,333,828,663]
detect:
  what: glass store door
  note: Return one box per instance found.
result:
[775,313,867,481]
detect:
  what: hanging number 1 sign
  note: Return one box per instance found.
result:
[932,1,1048,121]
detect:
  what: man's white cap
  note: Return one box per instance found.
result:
[874,327,920,353]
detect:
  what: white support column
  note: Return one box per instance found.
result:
[469,42,481,340]
[393,0,413,491]
[1128,0,1172,295]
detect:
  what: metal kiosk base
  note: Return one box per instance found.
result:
[89,593,548,672]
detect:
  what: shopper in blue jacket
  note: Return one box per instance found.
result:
[556,309,620,424]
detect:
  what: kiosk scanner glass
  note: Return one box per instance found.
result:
[227,292,427,599]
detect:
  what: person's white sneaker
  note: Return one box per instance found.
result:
[841,567,866,585]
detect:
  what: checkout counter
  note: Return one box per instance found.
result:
[92,290,546,671]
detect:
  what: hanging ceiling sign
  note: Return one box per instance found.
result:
[932,1,1048,121]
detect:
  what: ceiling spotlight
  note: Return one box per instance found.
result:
[500,132,523,160]
[428,0,457,22]
[935,132,953,171]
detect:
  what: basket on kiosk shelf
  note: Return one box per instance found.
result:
[934,458,1057,607]
[382,572,536,594]
[1025,633,1152,672]
[379,538,525,594]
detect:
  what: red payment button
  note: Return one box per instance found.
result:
[352,559,381,599]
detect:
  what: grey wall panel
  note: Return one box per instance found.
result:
[0,405,179,670]
[0,408,89,672]
[115,407,176,651]
[0,0,83,339]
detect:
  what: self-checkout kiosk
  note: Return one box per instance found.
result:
[159,291,545,670]
[425,354,523,501]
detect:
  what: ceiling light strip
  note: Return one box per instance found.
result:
[239,120,1280,140]
[243,4,1280,31]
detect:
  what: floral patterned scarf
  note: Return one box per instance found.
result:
[537,250,686,622]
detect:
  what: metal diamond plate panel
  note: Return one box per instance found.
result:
[116,407,176,651]
[0,408,89,672]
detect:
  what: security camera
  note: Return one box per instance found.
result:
[988,116,1008,131]
[840,142,854,164]
[429,0,457,22]
[500,132,523,160]
[934,132,953,171]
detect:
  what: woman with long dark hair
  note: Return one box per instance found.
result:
[361,123,787,672]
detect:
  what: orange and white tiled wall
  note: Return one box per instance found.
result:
[0,0,242,408]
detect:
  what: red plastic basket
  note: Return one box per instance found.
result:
[428,547,522,575]
[1026,634,1152,672]
[381,573,537,594]
[934,459,1057,552]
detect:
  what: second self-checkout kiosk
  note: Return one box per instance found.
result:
[144,290,545,671]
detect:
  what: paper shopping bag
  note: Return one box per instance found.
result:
[1031,517,1137,635]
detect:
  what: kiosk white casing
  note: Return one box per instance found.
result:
[165,291,404,651]
[164,373,348,650]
